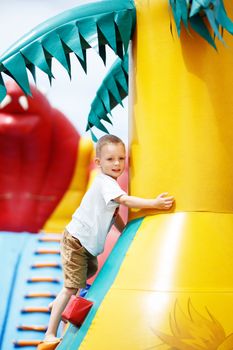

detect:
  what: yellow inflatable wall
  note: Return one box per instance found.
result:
[130,0,233,218]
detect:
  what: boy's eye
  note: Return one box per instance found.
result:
[120,157,125,160]
[107,158,113,161]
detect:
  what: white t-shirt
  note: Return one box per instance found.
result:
[66,173,126,256]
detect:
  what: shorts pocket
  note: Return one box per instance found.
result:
[61,230,83,261]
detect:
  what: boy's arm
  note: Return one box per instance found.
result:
[114,213,126,233]
[115,192,174,210]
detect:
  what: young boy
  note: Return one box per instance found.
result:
[41,134,174,347]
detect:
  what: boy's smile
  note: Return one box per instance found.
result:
[95,143,126,179]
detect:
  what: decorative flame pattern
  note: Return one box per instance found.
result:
[154,300,233,350]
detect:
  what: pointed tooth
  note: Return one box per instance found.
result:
[18,95,29,110]
[0,95,12,109]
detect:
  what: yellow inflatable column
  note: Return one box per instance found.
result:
[130,0,233,217]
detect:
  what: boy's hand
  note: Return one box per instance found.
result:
[115,192,174,209]
[153,192,174,210]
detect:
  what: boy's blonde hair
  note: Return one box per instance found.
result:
[96,134,125,157]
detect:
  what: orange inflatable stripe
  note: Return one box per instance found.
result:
[13,340,41,347]
[31,263,61,268]
[24,292,57,298]
[38,237,61,243]
[27,277,60,283]
[21,307,50,313]
[34,249,60,255]
[17,325,47,332]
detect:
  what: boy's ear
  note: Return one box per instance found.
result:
[95,157,101,167]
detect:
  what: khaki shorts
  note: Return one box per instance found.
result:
[61,229,98,289]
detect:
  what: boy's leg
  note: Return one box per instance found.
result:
[44,286,78,342]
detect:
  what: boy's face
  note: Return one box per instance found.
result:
[95,142,126,179]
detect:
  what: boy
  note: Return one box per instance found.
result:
[41,134,174,347]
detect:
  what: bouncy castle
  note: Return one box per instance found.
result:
[0,0,233,349]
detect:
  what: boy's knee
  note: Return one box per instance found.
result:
[62,286,78,297]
